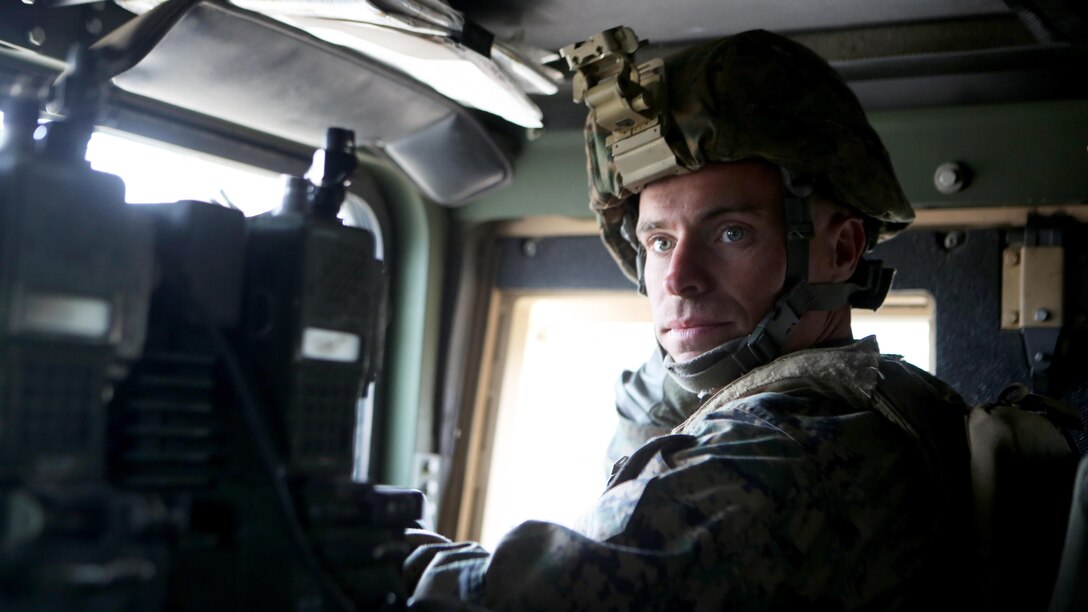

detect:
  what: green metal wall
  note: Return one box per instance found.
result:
[456,99,1088,224]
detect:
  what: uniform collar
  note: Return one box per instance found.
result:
[672,336,882,433]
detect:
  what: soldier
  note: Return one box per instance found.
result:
[407,28,972,610]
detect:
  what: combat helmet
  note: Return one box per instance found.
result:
[561,27,915,395]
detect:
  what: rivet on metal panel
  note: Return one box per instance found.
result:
[943,231,965,251]
[934,162,970,194]
[27,27,46,47]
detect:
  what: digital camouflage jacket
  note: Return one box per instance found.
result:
[408,338,971,611]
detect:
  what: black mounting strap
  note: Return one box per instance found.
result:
[454,20,495,58]
[1022,216,1065,395]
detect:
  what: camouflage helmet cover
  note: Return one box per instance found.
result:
[584,29,914,281]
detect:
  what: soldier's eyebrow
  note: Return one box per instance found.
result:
[637,205,762,235]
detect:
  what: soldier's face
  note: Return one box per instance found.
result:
[636,161,788,363]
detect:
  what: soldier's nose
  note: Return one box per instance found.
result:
[663,239,711,297]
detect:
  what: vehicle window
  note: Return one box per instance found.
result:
[2,116,378,232]
[852,291,935,373]
[476,292,652,549]
[86,130,286,212]
[469,289,936,548]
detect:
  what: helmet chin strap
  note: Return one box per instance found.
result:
[634,169,896,397]
[620,212,648,296]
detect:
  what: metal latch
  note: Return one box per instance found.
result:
[1001,245,1064,330]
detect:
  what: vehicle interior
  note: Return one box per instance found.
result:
[1,0,1086,610]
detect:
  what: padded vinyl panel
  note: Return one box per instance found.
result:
[108,1,511,205]
[385,113,512,205]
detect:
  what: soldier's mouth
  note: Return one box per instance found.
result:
[666,324,726,341]
[663,321,734,359]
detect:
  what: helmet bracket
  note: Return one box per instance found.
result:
[562,26,687,193]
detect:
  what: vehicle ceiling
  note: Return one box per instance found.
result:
[0,0,1084,198]
[453,0,1009,49]
[450,0,1087,128]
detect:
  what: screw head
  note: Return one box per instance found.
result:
[1004,311,1019,326]
[521,239,539,258]
[934,162,970,194]
[943,231,965,250]
[1034,308,1051,322]
[1004,250,1020,266]
[27,27,45,47]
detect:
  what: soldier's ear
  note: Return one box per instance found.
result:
[829,214,867,282]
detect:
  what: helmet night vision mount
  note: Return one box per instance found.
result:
[560,26,687,194]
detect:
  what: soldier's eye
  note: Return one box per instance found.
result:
[721,226,747,243]
[650,236,674,253]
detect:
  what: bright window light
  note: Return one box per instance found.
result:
[2,115,367,224]
[478,293,653,550]
[86,130,285,215]
[2,112,286,216]
[852,291,935,373]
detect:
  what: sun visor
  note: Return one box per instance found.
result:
[384,113,511,205]
[104,1,512,205]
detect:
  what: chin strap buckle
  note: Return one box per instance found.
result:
[846,259,895,310]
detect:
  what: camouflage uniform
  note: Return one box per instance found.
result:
[607,348,701,466]
[409,338,971,610]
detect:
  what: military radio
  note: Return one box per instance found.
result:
[0,35,418,612]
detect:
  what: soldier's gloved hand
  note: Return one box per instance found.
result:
[403,528,452,591]
[406,541,490,603]
[406,527,451,550]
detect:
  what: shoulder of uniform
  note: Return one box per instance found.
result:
[876,355,968,412]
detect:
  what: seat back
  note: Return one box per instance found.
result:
[968,387,1081,609]
[1048,455,1088,612]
